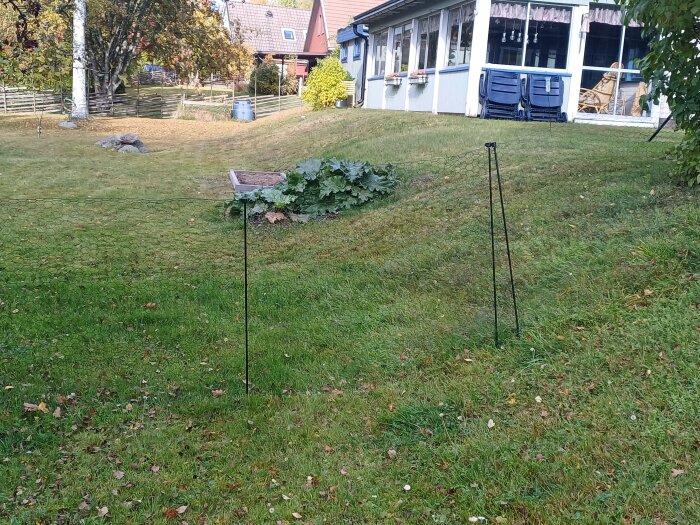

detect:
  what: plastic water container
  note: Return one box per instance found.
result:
[231,100,255,122]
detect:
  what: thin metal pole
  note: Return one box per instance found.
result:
[243,201,249,395]
[487,144,499,347]
[648,114,673,142]
[493,144,520,336]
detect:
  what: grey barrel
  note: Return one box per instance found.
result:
[232,100,255,122]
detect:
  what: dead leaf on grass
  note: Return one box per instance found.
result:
[211,389,227,397]
[97,506,109,517]
[671,469,685,478]
[265,211,286,224]
[114,471,125,480]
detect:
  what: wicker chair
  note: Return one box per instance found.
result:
[630,81,649,117]
[578,63,626,114]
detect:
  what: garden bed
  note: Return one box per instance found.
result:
[229,170,286,193]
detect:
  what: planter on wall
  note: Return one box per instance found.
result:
[384,77,402,87]
[409,75,429,85]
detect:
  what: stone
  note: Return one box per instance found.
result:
[118,145,141,153]
[132,139,149,153]
[118,133,140,144]
[96,135,125,149]
[59,121,78,129]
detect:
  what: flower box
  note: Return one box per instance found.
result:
[384,75,402,86]
[409,75,429,85]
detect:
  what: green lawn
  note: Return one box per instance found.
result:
[0,110,698,524]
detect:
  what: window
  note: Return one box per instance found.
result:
[353,38,362,60]
[392,23,413,73]
[282,29,296,41]
[487,2,571,69]
[418,15,440,70]
[340,42,348,62]
[447,3,475,67]
[373,31,388,76]
[580,4,650,117]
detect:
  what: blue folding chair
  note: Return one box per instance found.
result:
[479,70,522,120]
[522,74,567,122]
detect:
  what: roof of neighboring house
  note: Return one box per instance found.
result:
[321,0,386,37]
[226,2,311,55]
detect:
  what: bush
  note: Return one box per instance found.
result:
[251,62,281,96]
[228,158,397,218]
[302,57,348,110]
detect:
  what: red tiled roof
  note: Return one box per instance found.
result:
[320,0,386,48]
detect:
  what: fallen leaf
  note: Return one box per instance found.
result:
[211,389,227,397]
[97,506,109,517]
[340,468,349,477]
[78,501,90,511]
[145,302,158,310]
[151,465,160,473]
[323,445,334,453]
[292,512,303,519]
[163,508,178,518]
[176,505,188,514]
[23,403,39,412]
[540,410,549,418]
[387,449,397,459]
[419,427,434,437]
[53,406,62,419]
[4,385,13,390]
[671,469,685,478]
[265,211,286,224]
[535,453,545,462]
[114,471,125,480]
[487,419,496,429]
[535,396,543,404]
[643,288,654,297]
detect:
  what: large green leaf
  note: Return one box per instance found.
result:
[296,159,323,180]
[319,176,351,198]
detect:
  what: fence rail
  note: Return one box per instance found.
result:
[88,93,181,118]
[182,94,303,119]
[1,88,65,114]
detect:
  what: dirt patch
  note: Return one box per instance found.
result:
[236,171,285,186]
[411,176,435,186]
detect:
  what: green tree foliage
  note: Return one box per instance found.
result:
[251,54,297,96]
[301,57,347,110]
[0,0,71,88]
[618,0,700,185]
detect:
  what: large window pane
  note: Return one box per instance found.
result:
[392,24,412,73]
[487,2,527,66]
[418,14,440,69]
[373,31,388,76]
[524,5,571,69]
[447,3,475,66]
[621,26,649,80]
[583,5,622,68]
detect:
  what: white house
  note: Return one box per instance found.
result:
[353,0,662,127]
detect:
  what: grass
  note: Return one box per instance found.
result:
[0,109,698,525]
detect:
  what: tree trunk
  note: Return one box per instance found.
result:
[72,0,89,119]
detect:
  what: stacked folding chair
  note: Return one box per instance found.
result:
[522,74,567,122]
[479,70,522,120]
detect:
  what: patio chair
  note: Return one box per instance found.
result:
[578,63,626,114]
[630,81,648,117]
[479,70,522,120]
[522,74,567,122]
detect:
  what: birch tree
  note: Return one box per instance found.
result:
[71,0,88,118]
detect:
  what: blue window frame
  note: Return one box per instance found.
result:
[340,42,348,62]
[353,38,362,60]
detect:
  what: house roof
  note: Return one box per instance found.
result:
[226,2,311,55]
[354,0,430,25]
[320,0,386,48]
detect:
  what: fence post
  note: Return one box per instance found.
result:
[136,77,140,117]
[33,90,36,113]
[2,82,6,113]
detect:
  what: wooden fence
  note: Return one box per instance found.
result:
[0,88,65,114]
[182,94,303,119]
[88,93,181,118]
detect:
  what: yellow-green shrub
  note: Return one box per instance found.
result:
[302,57,348,110]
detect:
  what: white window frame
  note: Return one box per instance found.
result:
[446,2,476,67]
[282,29,296,41]
[417,14,441,70]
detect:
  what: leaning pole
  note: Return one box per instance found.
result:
[71,0,89,119]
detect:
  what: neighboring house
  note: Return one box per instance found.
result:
[304,0,386,54]
[222,1,313,79]
[353,0,662,127]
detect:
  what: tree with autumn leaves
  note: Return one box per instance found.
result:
[1,0,253,97]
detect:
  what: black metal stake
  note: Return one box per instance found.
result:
[486,142,521,347]
[493,144,520,336]
[487,144,499,347]
[243,201,249,395]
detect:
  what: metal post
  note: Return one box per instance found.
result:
[243,201,250,395]
[486,144,499,347]
[210,73,213,100]
[493,144,520,336]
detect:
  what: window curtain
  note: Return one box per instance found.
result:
[457,2,476,24]
[490,2,571,23]
[588,6,640,27]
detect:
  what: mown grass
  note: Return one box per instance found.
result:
[0,110,698,525]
